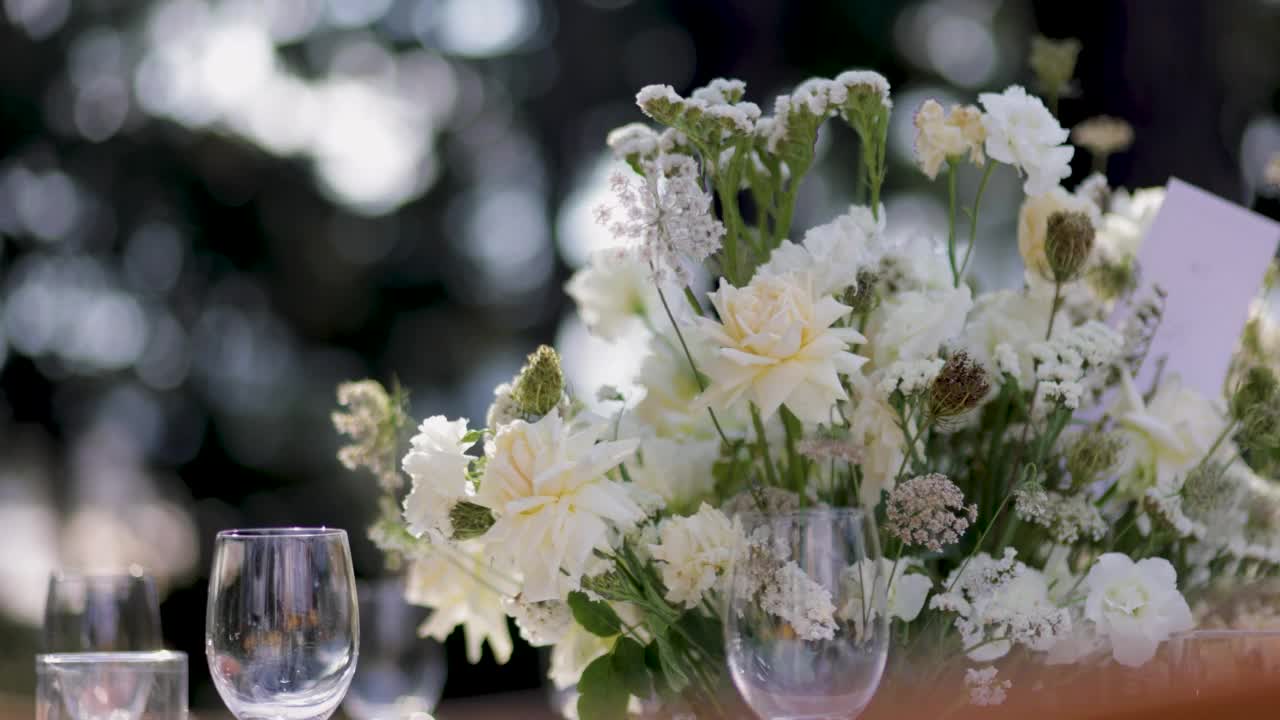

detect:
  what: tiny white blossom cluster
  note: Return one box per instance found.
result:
[965,666,1012,706]
[875,358,946,396]
[1028,320,1124,409]
[761,560,840,641]
[1014,486,1107,544]
[595,154,725,285]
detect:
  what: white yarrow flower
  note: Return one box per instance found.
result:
[401,416,473,541]
[979,85,1075,196]
[649,503,739,609]
[1083,553,1194,667]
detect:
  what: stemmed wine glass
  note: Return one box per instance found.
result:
[725,508,889,720]
[44,569,163,652]
[206,528,359,720]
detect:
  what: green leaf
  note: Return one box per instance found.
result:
[577,653,628,720]
[568,591,622,637]
[612,636,653,699]
[655,633,691,693]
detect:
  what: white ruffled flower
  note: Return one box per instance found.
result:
[965,666,1011,707]
[695,272,868,423]
[474,410,643,602]
[864,285,972,367]
[633,330,722,438]
[401,416,473,541]
[979,85,1074,196]
[758,204,883,296]
[912,99,985,179]
[960,289,1059,385]
[1112,370,1230,493]
[629,436,719,512]
[1083,553,1194,667]
[649,503,739,609]
[565,249,660,341]
[503,596,573,647]
[406,542,513,664]
[840,557,932,628]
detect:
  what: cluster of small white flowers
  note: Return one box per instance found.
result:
[875,358,946,396]
[767,78,847,153]
[635,81,761,137]
[761,560,840,641]
[994,343,1022,378]
[1028,321,1124,409]
[648,503,739,609]
[502,596,574,647]
[486,382,520,429]
[965,666,1012,706]
[595,154,725,285]
[886,473,977,552]
[606,122,659,160]
[978,85,1074,196]
[933,551,1070,661]
[834,70,892,109]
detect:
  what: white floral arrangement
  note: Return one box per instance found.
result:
[334,38,1280,718]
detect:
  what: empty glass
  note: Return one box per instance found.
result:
[342,578,446,720]
[206,528,359,720]
[725,508,889,720]
[36,650,187,720]
[44,570,163,652]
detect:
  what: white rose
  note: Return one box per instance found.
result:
[1096,187,1164,260]
[565,249,659,341]
[474,410,642,602]
[401,416,473,541]
[1083,553,1194,667]
[864,285,972,367]
[979,85,1074,197]
[695,272,868,423]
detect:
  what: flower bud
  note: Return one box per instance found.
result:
[927,352,990,420]
[1045,210,1095,282]
[510,345,566,418]
[449,500,496,541]
[841,268,881,315]
[1029,35,1081,100]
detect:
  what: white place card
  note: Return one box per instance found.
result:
[1119,178,1280,399]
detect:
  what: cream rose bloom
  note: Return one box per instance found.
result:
[1084,553,1193,667]
[406,541,513,664]
[979,85,1074,196]
[864,285,972,367]
[401,416,473,541]
[1017,186,1100,280]
[913,99,986,179]
[565,249,659,342]
[474,410,643,602]
[648,503,739,609]
[695,272,867,423]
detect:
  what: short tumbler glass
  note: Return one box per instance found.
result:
[36,650,187,720]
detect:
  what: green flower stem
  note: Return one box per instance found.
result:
[682,286,705,317]
[654,282,730,447]
[958,161,996,279]
[945,159,961,286]
[945,486,1016,595]
[774,183,800,246]
[750,403,780,489]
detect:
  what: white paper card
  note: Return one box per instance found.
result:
[1120,178,1280,398]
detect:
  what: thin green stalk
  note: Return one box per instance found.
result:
[958,161,996,278]
[750,404,780,488]
[946,487,1016,594]
[945,160,960,286]
[654,282,730,447]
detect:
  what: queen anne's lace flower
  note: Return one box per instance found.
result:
[979,85,1074,196]
[874,358,946,397]
[886,473,977,552]
[649,503,739,609]
[1083,553,1194,667]
[965,666,1012,706]
[407,542,513,664]
[695,271,868,423]
[595,154,725,286]
[474,410,643,602]
[402,416,473,541]
[761,561,839,641]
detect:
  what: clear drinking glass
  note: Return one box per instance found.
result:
[44,570,163,652]
[342,578,446,720]
[206,528,359,720]
[725,508,889,720]
[36,650,187,720]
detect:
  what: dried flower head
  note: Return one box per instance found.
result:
[966,666,1012,707]
[1028,35,1082,100]
[1180,461,1242,527]
[1045,210,1095,282]
[509,345,566,419]
[841,268,881,315]
[928,352,990,420]
[886,473,977,552]
[1072,116,1134,158]
[332,379,408,490]
[1267,153,1280,190]
[1065,428,1126,489]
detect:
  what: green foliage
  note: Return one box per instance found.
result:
[576,651,629,720]
[568,591,623,637]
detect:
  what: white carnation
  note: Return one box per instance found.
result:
[1083,553,1194,667]
[406,542,513,664]
[864,285,972,367]
[401,416,473,541]
[979,85,1074,196]
[960,289,1059,385]
[565,249,659,341]
[649,503,739,609]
